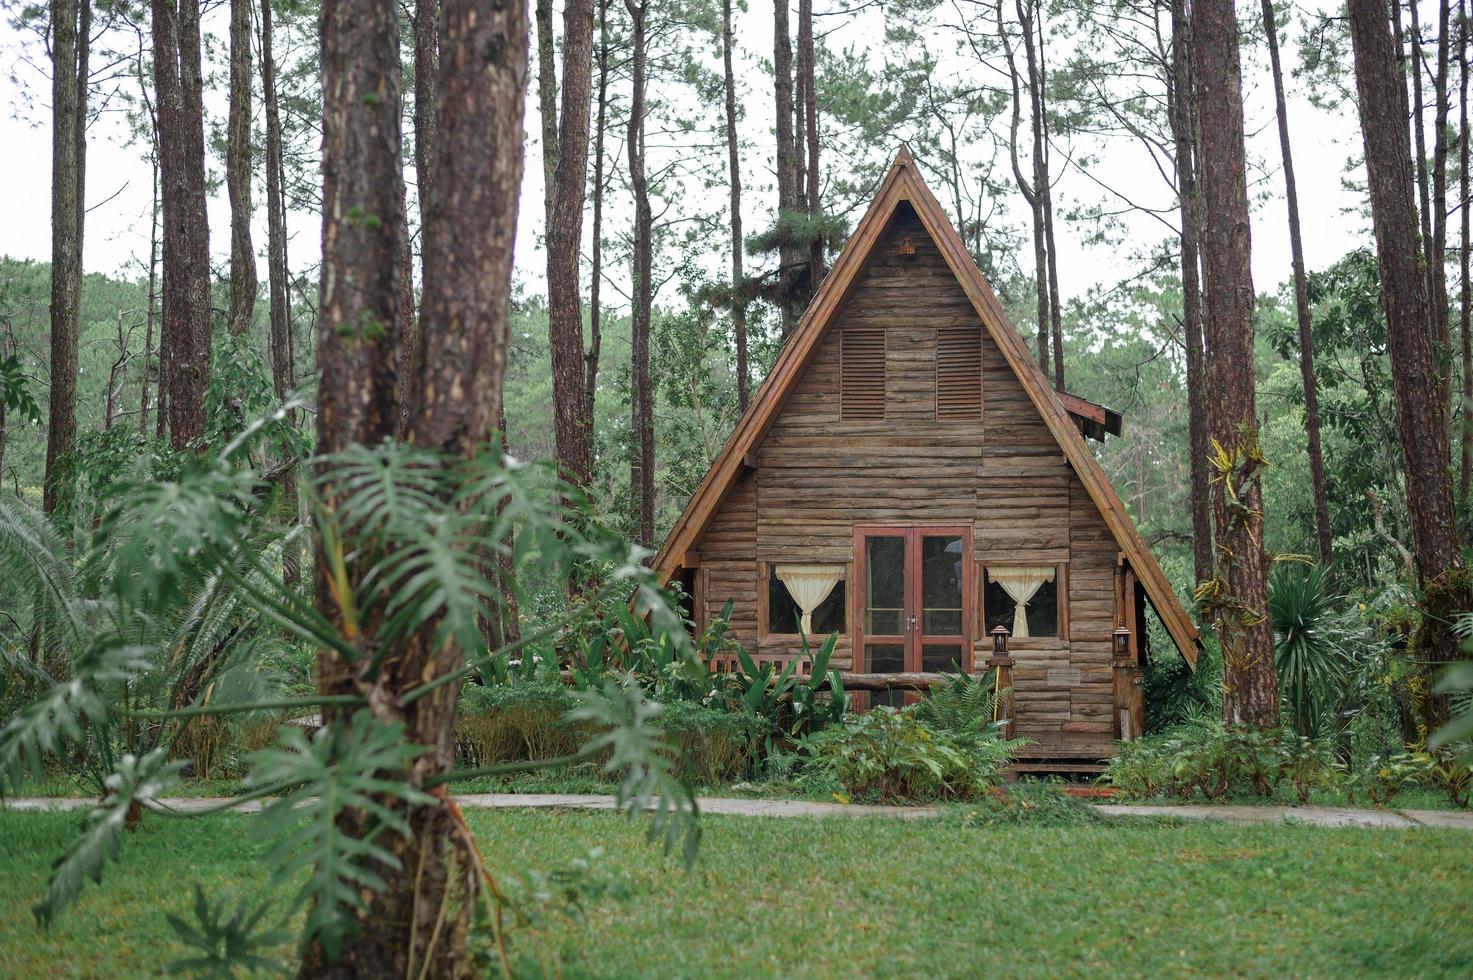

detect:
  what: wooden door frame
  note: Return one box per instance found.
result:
[853,523,974,674]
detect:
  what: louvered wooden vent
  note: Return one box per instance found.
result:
[840,328,886,421]
[936,327,982,419]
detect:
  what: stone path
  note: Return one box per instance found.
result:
[5,793,1472,828]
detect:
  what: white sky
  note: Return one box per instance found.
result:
[0,0,1368,313]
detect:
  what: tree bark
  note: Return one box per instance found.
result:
[546,0,594,487]
[1193,0,1278,729]
[626,0,654,550]
[1030,0,1064,390]
[1261,0,1333,567]
[260,0,298,560]
[999,0,1050,382]
[1169,0,1214,586]
[773,0,802,335]
[1411,0,1434,270]
[1350,0,1468,719]
[1432,0,1454,412]
[44,0,87,514]
[154,0,213,452]
[303,0,405,969]
[400,0,440,423]
[226,0,256,338]
[724,0,748,412]
[535,0,558,221]
[798,0,822,294]
[585,0,607,418]
[1461,0,1472,502]
[141,151,158,437]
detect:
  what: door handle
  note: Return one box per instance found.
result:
[908,616,917,632]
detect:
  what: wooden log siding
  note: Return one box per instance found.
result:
[685,205,1118,755]
[669,154,1200,760]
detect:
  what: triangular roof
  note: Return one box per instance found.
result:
[655,146,1200,666]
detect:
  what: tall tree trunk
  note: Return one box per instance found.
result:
[302,0,407,966]
[1433,0,1454,411]
[773,0,802,335]
[546,0,594,487]
[535,0,558,221]
[259,0,297,588]
[626,0,654,550]
[1411,0,1435,266]
[724,0,748,412]
[1193,0,1278,729]
[1032,1,1065,390]
[482,393,521,653]
[45,0,87,514]
[1350,0,1468,724]
[584,0,607,417]
[999,0,1050,382]
[1170,0,1214,585]
[141,151,158,437]
[798,0,822,295]
[226,0,256,338]
[1261,0,1333,567]
[154,0,212,452]
[1461,0,1472,502]
[401,0,439,422]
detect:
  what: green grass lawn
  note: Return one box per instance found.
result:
[2,807,1469,977]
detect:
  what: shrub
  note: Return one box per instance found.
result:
[455,683,766,784]
[648,701,766,784]
[456,683,587,767]
[798,706,1021,804]
[1347,752,1422,807]
[1275,734,1344,804]
[1103,721,1339,803]
[1413,748,1472,809]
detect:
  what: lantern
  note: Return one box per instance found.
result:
[1112,625,1132,663]
[990,624,1010,657]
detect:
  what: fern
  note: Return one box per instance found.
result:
[245,711,435,959]
[35,747,184,926]
[914,671,1004,736]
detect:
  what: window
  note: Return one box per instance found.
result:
[983,565,1060,639]
[841,328,886,420]
[766,565,846,636]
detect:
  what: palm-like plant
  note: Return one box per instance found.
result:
[1269,562,1352,736]
[0,427,699,968]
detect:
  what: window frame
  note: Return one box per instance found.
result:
[757,561,851,639]
[978,562,1069,644]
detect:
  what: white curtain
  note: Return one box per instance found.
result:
[988,566,1054,638]
[775,564,844,635]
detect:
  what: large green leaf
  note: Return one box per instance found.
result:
[569,679,701,868]
[35,748,184,926]
[245,711,434,960]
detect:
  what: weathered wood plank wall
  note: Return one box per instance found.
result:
[695,203,1119,757]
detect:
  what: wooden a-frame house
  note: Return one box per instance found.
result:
[655,147,1199,763]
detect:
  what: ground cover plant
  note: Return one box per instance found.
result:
[1,806,1469,977]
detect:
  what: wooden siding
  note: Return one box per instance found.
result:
[689,204,1136,757]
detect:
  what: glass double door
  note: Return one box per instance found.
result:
[856,526,972,677]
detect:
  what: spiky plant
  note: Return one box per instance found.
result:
[1269,562,1352,737]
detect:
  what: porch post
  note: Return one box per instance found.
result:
[987,624,1015,738]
